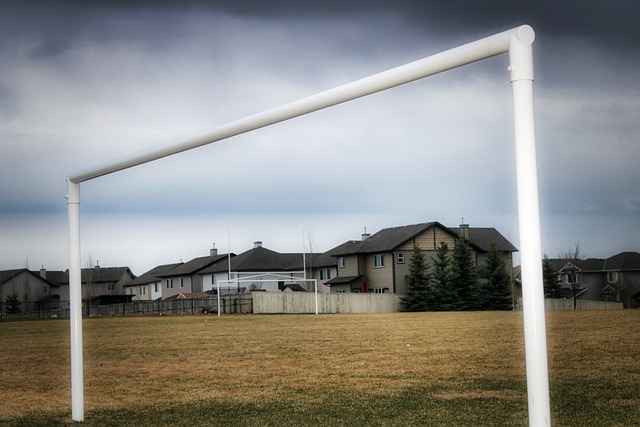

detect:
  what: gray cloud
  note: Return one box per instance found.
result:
[1,1,638,271]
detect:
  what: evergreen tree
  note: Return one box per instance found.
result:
[402,245,433,311]
[481,242,513,310]
[6,292,22,314]
[432,241,455,311]
[542,254,563,298]
[450,239,479,310]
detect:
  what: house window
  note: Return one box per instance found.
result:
[140,286,146,296]
[397,253,405,264]
[338,257,345,268]
[167,279,174,289]
[43,286,48,293]
[372,287,388,293]
[154,283,159,293]
[179,278,184,288]
[335,289,346,293]
[607,272,619,283]
[374,254,384,268]
[107,283,115,291]
[320,268,331,280]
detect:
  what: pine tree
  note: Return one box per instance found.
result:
[6,292,22,314]
[542,254,563,298]
[481,242,513,310]
[432,241,455,311]
[402,245,433,311]
[450,239,479,310]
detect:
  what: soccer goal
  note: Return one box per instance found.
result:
[214,273,319,315]
[67,25,550,426]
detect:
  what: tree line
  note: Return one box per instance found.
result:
[403,240,513,311]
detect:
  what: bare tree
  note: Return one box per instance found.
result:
[84,255,94,300]
[560,243,587,310]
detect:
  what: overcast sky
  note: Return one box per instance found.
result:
[1,0,638,274]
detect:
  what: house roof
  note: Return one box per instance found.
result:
[327,222,441,256]
[1,269,28,284]
[126,263,183,286]
[549,252,640,273]
[327,222,517,256]
[325,275,363,285]
[461,227,518,252]
[603,252,640,271]
[166,292,209,299]
[55,266,134,284]
[0,269,60,288]
[199,246,335,275]
[282,284,307,292]
[160,255,228,277]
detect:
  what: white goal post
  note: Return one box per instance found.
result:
[215,273,319,316]
[66,25,550,426]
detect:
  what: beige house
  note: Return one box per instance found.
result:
[326,221,517,295]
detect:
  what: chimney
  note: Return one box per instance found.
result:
[361,227,371,241]
[254,241,263,248]
[459,222,470,240]
[40,266,46,279]
[210,243,218,257]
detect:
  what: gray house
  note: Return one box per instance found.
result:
[199,241,337,293]
[159,249,228,299]
[549,251,640,308]
[0,269,61,314]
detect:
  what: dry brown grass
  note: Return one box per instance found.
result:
[1,310,639,426]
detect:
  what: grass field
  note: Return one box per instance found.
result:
[1,311,639,426]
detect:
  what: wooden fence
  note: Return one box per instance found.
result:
[252,292,403,314]
[2,294,625,319]
[515,298,623,311]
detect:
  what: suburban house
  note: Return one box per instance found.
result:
[199,241,337,293]
[55,265,136,302]
[549,251,640,308]
[1,265,135,314]
[158,248,228,299]
[123,262,182,301]
[0,268,62,313]
[325,221,517,294]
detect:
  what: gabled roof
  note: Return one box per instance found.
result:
[550,252,640,274]
[0,269,29,284]
[1,269,60,288]
[603,252,640,271]
[328,222,442,256]
[50,266,134,285]
[327,222,517,256]
[126,263,183,286]
[200,246,335,275]
[461,227,518,252]
[161,255,228,277]
[325,275,363,285]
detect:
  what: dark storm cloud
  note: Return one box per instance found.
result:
[70,0,640,48]
[1,0,638,270]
